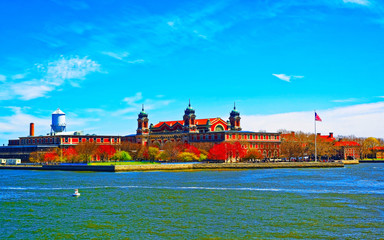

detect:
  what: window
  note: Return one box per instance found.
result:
[215,125,224,132]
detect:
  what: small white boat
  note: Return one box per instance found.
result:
[72,189,80,197]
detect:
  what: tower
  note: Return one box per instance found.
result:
[183,100,197,133]
[229,103,241,131]
[137,105,149,135]
[51,108,66,134]
[136,105,149,146]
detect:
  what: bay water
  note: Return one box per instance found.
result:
[1,164,383,239]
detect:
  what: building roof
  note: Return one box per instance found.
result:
[335,141,360,147]
[153,118,219,128]
[52,108,65,114]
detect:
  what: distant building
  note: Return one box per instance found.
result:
[0,108,120,162]
[123,103,281,159]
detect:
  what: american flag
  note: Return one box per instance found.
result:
[315,112,322,122]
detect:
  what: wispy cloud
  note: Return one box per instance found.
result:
[0,56,101,101]
[272,74,304,83]
[343,0,370,6]
[112,92,174,117]
[0,74,6,82]
[41,56,100,86]
[11,81,53,100]
[12,74,26,80]
[242,101,384,138]
[102,51,130,60]
[331,98,358,103]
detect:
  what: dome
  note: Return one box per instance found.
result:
[230,104,240,117]
[138,105,148,118]
[184,100,195,115]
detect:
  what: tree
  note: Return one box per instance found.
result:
[177,152,199,162]
[208,143,227,161]
[111,151,132,161]
[75,142,98,163]
[44,149,59,163]
[156,151,170,161]
[119,142,142,159]
[97,145,116,161]
[242,149,263,162]
[183,144,201,156]
[148,147,160,161]
[63,147,78,163]
[227,142,247,162]
[29,151,45,163]
[163,142,184,161]
[363,137,380,158]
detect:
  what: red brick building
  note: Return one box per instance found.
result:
[123,103,281,159]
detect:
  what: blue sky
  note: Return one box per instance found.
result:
[1,0,384,144]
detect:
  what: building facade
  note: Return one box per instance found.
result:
[123,103,281,158]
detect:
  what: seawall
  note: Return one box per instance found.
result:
[0,162,344,172]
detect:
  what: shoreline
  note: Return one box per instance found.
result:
[0,162,344,172]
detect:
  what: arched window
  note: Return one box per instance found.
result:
[214,125,224,132]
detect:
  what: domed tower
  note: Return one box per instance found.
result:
[229,103,241,131]
[51,108,66,134]
[183,100,197,133]
[137,105,149,135]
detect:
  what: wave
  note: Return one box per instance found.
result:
[1,185,383,195]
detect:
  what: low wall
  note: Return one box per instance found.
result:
[0,162,344,172]
[341,160,359,165]
[115,162,344,172]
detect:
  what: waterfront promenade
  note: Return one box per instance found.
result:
[0,162,344,172]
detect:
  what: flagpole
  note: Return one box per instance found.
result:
[314,110,317,162]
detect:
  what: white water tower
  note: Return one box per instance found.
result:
[51,108,66,134]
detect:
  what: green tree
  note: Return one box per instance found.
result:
[111,151,132,161]
[148,147,160,161]
[177,152,199,162]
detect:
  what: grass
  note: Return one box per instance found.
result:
[359,159,384,161]
[88,161,159,166]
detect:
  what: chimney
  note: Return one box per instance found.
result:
[30,123,35,136]
[317,133,321,136]
[329,132,334,138]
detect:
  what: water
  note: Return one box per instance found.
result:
[1,164,383,239]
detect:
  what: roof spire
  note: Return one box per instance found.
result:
[189,99,191,107]
[142,104,144,111]
[234,102,236,110]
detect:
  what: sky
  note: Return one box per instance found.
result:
[0,0,383,145]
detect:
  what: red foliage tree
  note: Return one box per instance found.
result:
[183,144,201,156]
[97,145,116,161]
[63,147,78,162]
[208,142,247,162]
[227,142,247,161]
[44,150,59,162]
[208,143,227,161]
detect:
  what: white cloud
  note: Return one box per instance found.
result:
[242,102,384,138]
[42,56,100,86]
[343,0,370,6]
[272,74,304,82]
[0,74,6,81]
[10,81,53,100]
[12,74,26,80]
[167,21,175,27]
[123,92,143,105]
[331,98,358,103]
[1,56,101,101]
[0,107,50,142]
[102,51,130,60]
